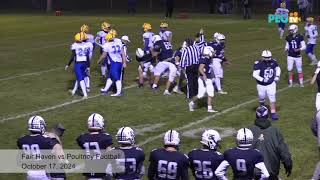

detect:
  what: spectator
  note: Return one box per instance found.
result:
[242,0,251,19]
[127,0,136,15]
[298,0,309,21]
[248,105,293,180]
[208,0,217,14]
[165,0,174,18]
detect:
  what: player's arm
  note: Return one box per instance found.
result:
[65,50,76,70]
[298,40,306,51]
[252,62,264,82]
[147,152,156,180]
[97,52,107,64]
[254,162,270,179]
[214,160,229,180]
[277,130,292,177]
[121,46,127,68]
[144,38,150,51]
[199,64,207,80]
[181,156,190,180]
[275,65,281,81]
[285,41,289,52]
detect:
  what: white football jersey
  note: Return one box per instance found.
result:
[143,31,154,50]
[96,31,108,45]
[159,30,172,42]
[305,24,318,44]
[275,8,289,15]
[84,41,94,60]
[102,38,124,63]
[71,42,93,62]
[86,33,95,44]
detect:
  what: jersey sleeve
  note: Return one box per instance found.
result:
[254,150,264,164]
[102,43,109,53]
[253,61,260,70]
[70,43,76,50]
[76,135,83,148]
[16,138,22,149]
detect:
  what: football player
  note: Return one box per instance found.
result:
[305,17,318,65]
[96,22,111,78]
[112,127,145,179]
[151,35,177,95]
[207,33,229,94]
[188,46,218,113]
[188,129,224,180]
[275,2,289,39]
[148,130,189,180]
[76,113,113,180]
[215,128,270,180]
[159,22,172,43]
[142,23,154,53]
[17,116,64,180]
[136,48,155,87]
[172,42,187,94]
[285,24,306,87]
[80,24,95,46]
[98,29,127,96]
[252,50,281,120]
[310,62,320,111]
[65,32,92,99]
[121,35,131,63]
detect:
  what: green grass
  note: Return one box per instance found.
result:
[0,13,319,179]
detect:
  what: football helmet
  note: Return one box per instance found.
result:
[256,105,269,119]
[87,113,105,130]
[105,30,117,42]
[213,32,220,40]
[160,22,168,28]
[306,17,314,23]
[121,35,130,43]
[203,46,215,57]
[236,128,253,148]
[216,33,225,44]
[152,35,162,44]
[143,23,152,32]
[80,24,89,33]
[261,50,272,60]
[74,32,87,42]
[136,48,145,58]
[200,129,221,150]
[280,2,286,8]
[288,24,298,34]
[164,130,180,146]
[116,127,135,145]
[101,22,111,31]
[28,115,46,134]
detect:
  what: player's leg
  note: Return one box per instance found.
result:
[189,78,205,111]
[78,63,88,98]
[152,62,167,89]
[101,64,113,93]
[70,80,78,96]
[148,63,155,85]
[110,62,123,96]
[213,60,227,94]
[138,65,144,87]
[287,56,294,87]
[267,82,278,120]
[295,57,304,87]
[101,59,107,78]
[257,84,267,105]
[164,63,177,95]
[206,79,218,112]
[84,66,90,92]
[316,93,320,111]
[306,44,318,65]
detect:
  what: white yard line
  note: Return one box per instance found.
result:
[0,67,62,82]
[0,84,137,123]
[137,80,310,146]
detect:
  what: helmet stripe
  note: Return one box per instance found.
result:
[120,127,126,141]
[92,113,96,127]
[244,128,247,143]
[169,130,173,142]
[31,116,37,129]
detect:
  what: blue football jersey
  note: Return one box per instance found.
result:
[199,56,213,77]
[113,146,145,179]
[148,148,189,180]
[76,132,113,178]
[223,148,264,180]
[285,34,304,57]
[188,149,224,180]
[153,40,174,61]
[253,59,279,85]
[17,134,58,150]
[207,41,225,59]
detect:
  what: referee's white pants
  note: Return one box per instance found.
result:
[316,93,320,111]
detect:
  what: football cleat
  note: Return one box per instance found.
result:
[208,109,218,113]
[100,88,108,94]
[82,96,88,100]
[173,86,183,94]
[300,84,304,88]
[218,90,228,95]
[189,102,195,112]
[69,89,75,96]
[288,84,293,87]
[110,93,122,97]
[271,113,279,120]
[86,88,90,93]
[163,90,171,95]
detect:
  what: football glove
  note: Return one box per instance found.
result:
[284,161,292,177]
[274,76,280,81]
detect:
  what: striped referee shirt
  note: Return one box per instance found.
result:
[180,44,201,68]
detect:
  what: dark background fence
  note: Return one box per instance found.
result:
[1,0,319,14]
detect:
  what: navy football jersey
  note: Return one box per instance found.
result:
[17,134,58,150]
[223,148,264,180]
[188,149,224,180]
[253,59,279,86]
[174,48,183,59]
[148,148,189,180]
[207,41,225,59]
[113,146,145,179]
[153,40,174,61]
[285,34,304,57]
[199,56,213,77]
[76,132,113,178]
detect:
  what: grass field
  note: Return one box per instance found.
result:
[0,12,319,179]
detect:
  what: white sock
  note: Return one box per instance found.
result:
[215,78,222,91]
[152,84,158,89]
[101,66,106,76]
[79,80,87,97]
[72,81,78,94]
[280,29,284,38]
[190,101,195,106]
[208,105,213,110]
[115,80,122,94]
[104,78,113,91]
[84,77,90,89]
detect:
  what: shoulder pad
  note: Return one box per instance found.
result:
[104,133,110,136]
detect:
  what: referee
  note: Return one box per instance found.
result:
[180,37,201,99]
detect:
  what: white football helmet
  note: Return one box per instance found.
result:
[200,129,221,150]
[213,32,220,40]
[236,128,253,148]
[87,113,104,130]
[121,35,130,43]
[116,127,135,145]
[136,48,145,58]
[203,46,215,57]
[261,50,272,60]
[181,41,187,48]
[288,24,298,34]
[216,33,225,44]
[28,115,46,134]
[152,35,162,44]
[164,130,180,146]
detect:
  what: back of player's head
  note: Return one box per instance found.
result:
[87,113,105,131]
[74,32,87,42]
[101,22,111,32]
[160,22,168,28]
[203,46,215,58]
[116,127,135,145]
[307,17,314,23]
[164,130,180,147]
[80,24,89,33]
[236,128,253,148]
[136,48,145,58]
[280,2,286,8]
[216,33,225,44]
[256,105,269,119]
[143,23,152,32]
[28,115,46,134]
[200,129,221,150]
[105,29,117,42]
